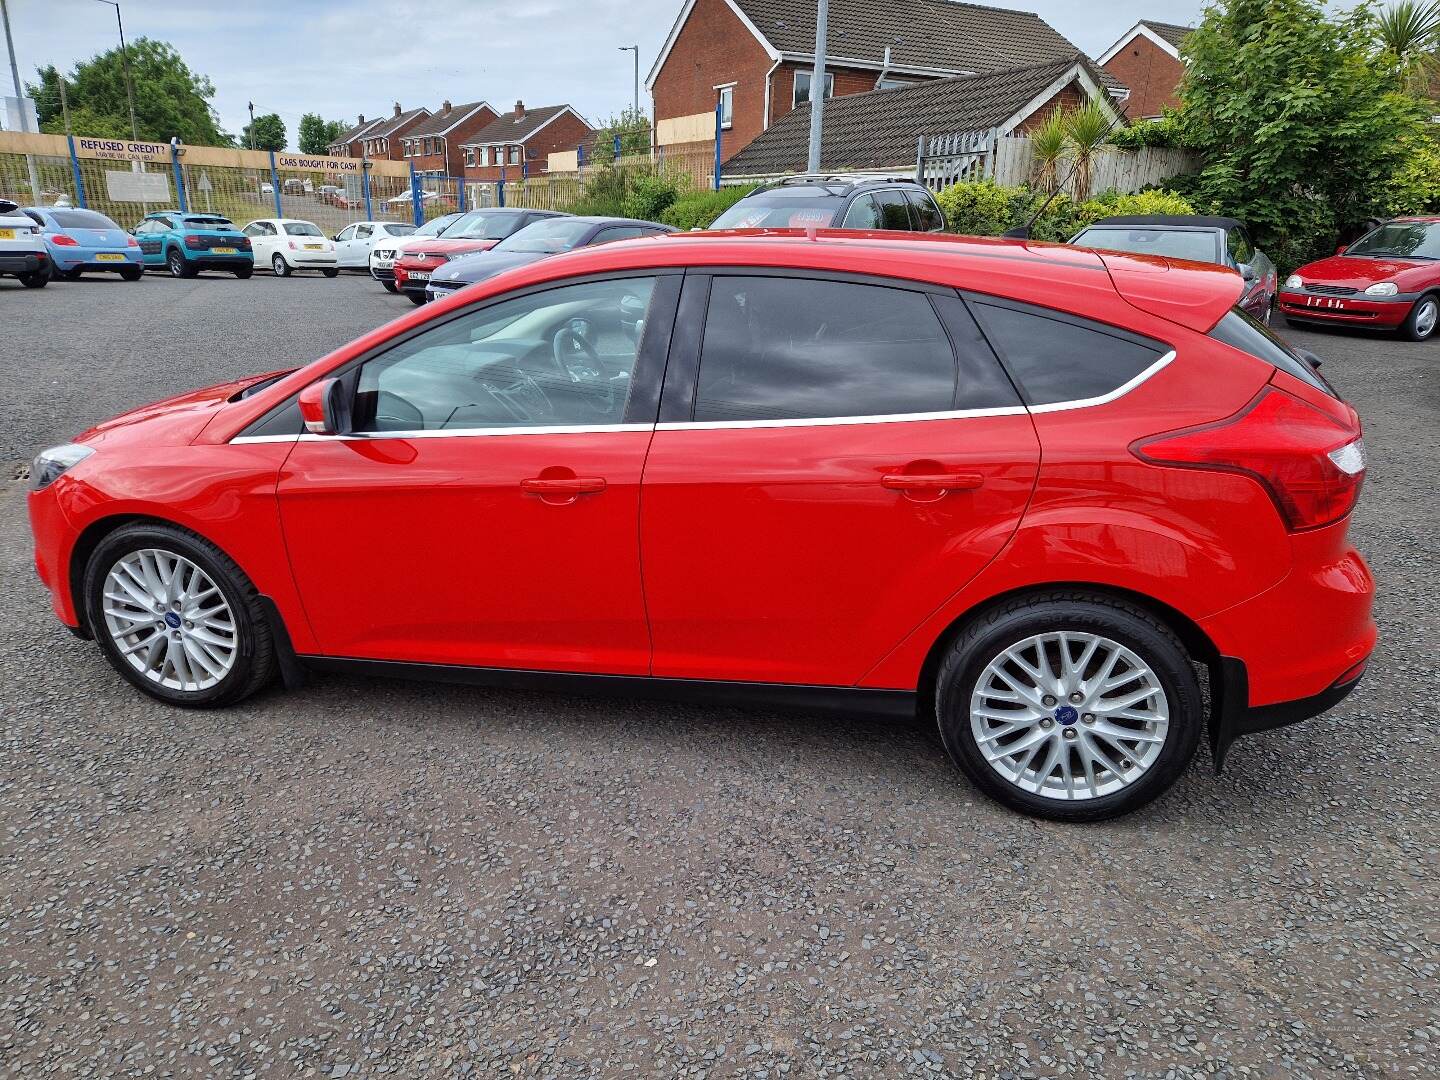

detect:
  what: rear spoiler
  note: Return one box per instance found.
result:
[1098,251,1246,333]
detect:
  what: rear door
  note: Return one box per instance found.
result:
[639,272,1041,687]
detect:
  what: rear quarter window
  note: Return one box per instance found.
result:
[1208,308,1333,394]
[970,299,1168,406]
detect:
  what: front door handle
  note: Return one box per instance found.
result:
[881,472,984,492]
[521,475,606,497]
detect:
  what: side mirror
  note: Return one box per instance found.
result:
[1240,264,1257,282]
[1336,244,1348,256]
[297,378,350,435]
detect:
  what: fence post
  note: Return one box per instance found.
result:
[457,175,466,213]
[409,160,423,226]
[577,142,584,168]
[498,164,506,207]
[172,141,188,213]
[267,150,282,217]
[914,135,925,185]
[613,133,622,160]
[66,135,87,208]
[713,101,723,191]
[362,160,374,221]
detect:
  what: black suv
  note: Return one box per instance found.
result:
[708,176,946,233]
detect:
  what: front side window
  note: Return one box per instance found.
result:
[793,69,835,108]
[841,195,880,229]
[355,224,374,240]
[718,86,734,129]
[336,225,357,242]
[694,277,956,422]
[354,276,659,432]
[1227,227,1254,266]
[971,300,1166,406]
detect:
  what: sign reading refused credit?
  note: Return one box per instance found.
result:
[76,138,172,162]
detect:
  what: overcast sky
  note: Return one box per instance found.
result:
[5,0,1205,145]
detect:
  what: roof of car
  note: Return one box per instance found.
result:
[561,216,676,227]
[1084,215,1244,231]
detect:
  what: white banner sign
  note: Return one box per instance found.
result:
[105,169,172,202]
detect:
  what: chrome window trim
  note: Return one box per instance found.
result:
[231,423,654,445]
[1027,350,1175,413]
[657,404,1028,432]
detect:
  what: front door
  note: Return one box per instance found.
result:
[276,272,678,674]
[640,273,1041,687]
[135,218,168,265]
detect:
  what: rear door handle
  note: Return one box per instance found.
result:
[520,476,607,496]
[881,472,984,492]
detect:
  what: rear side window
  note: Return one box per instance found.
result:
[695,277,956,422]
[1209,308,1332,394]
[971,300,1166,405]
[906,190,945,232]
[873,190,913,230]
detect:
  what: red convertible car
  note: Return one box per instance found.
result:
[1279,216,1440,340]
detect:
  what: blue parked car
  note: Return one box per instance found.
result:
[22,206,144,281]
[131,211,255,278]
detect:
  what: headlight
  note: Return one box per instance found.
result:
[1284,274,1303,289]
[1364,282,1398,297]
[30,444,93,491]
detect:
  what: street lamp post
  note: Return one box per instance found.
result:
[93,0,139,141]
[247,100,255,149]
[0,0,43,201]
[619,45,639,118]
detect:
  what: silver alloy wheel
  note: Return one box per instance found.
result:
[969,631,1169,801]
[1415,298,1437,337]
[101,548,238,692]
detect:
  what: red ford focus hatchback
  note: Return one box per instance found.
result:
[27,231,1375,820]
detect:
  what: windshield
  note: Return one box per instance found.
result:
[283,222,324,237]
[50,209,119,230]
[185,216,235,230]
[1345,221,1440,260]
[384,224,416,236]
[414,213,461,238]
[710,195,839,229]
[496,218,593,253]
[446,211,524,240]
[1073,227,1219,264]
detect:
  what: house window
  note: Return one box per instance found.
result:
[876,76,917,91]
[464,148,475,167]
[480,147,491,167]
[793,69,835,107]
[509,146,521,165]
[717,85,734,129]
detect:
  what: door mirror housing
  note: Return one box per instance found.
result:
[298,378,351,435]
[1240,263,1257,282]
[1336,244,1348,256]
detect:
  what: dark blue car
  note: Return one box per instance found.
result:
[132,211,255,278]
[424,216,675,300]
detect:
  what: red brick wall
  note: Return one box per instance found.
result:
[410,106,499,176]
[462,110,595,182]
[1014,83,1087,133]
[651,0,776,160]
[1102,34,1184,119]
[769,63,879,126]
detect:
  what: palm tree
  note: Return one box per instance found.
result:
[1029,108,1067,195]
[1376,1,1440,93]
[1062,99,1115,202]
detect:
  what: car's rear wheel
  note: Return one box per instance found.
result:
[234,265,253,279]
[272,254,292,277]
[322,267,339,278]
[1400,294,1438,341]
[59,267,83,281]
[935,593,1202,821]
[167,249,195,278]
[17,267,50,288]
[120,266,143,282]
[84,523,275,708]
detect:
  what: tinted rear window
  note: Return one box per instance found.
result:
[971,300,1166,405]
[1208,309,1333,394]
[695,277,956,421]
[1073,227,1220,264]
[50,209,118,230]
[710,195,839,230]
[185,217,234,230]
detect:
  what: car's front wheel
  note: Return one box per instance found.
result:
[380,279,398,293]
[167,248,195,278]
[406,291,426,306]
[83,523,276,708]
[120,266,143,282]
[272,254,292,277]
[17,267,50,288]
[322,267,339,278]
[1400,294,1438,341]
[59,267,83,281]
[935,593,1202,821]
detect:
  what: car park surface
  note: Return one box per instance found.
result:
[1,271,1435,1075]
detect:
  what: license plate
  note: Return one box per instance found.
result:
[96,253,126,262]
[304,244,323,250]
[0,229,14,240]
[212,247,237,256]
[408,271,430,282]
[1306,296,1346,309]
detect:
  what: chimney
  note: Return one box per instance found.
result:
[393,102,402,116]
[514,99,525,119]
[357,113,365,124]
[442,99,452,114]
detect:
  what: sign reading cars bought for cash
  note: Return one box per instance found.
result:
[275,154,361,172]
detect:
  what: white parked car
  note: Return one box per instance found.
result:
[241,218,338,277]
[368,211,462,293]
[0,197,50,288]
[333,220,416,270]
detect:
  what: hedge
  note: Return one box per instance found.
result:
[934,178,1196,243]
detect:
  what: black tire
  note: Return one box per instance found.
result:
[406,291,426,306]
[83,522,276,708]
[17,267,50,288]
[233,265,253,279]
[60,267,84,281]
[322,267,339,278]
[120,266,143,282]
[1399,293,1438,341]
[272,254,292,277]
[381,279,398,294]
[167,248,195,278]
[934,592,1202,822]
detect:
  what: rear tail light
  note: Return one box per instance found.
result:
[51,233,79,246]
[126,236,139,247]
[288,241,298,250]
[1132,386,1365,531]
[184,235,204,249]
[236,236,251,249]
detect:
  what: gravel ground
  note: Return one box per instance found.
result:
[1,271,1436,1079]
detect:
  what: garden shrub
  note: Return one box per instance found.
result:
[659,185,757,230]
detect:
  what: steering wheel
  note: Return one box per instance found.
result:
[552,321,615,413]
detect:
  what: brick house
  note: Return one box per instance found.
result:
[723,55,1119,178]
[326,115,384,158]
[398,101,498,179]
[647,0,1129,163]
[460,101,595,182]
[357,103,432,161]
[1098,21,1193,120]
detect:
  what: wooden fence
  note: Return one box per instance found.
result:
[916,130,1198,197]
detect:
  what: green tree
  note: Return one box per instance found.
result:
[1375,1,1440,92]
[298,113,348,154]
[1178,0,1426,269]
[27,39,231,145]
[242,112,286,151]
[591,106,651,164]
